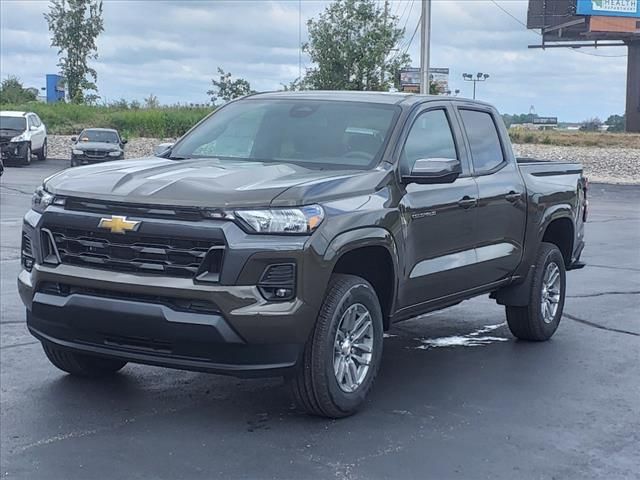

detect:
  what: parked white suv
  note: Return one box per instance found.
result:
[0,111,48,165]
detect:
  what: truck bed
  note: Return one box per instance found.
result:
[517,157,583,177]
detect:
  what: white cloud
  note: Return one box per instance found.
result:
[0,0,629,120]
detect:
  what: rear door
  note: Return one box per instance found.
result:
[397,103,480,309]
[456,107,526,286]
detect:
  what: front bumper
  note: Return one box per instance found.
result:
[1,141,29,161]
[71,153,123,164]
[19,207,329,377]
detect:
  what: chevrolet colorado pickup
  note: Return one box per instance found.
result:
[19,92,587,418]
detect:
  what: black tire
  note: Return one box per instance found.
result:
[506,242,566,341]
[42,341,127,377]
[22,144,32,166]
[291,274,384,418]
[36,139,47,161]
[70,158,77,168]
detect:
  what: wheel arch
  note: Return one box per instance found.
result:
[324,227,399,330]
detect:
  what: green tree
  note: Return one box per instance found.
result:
[0,76,38,104]
[207,68,254,104]
[44,0,104,103]
[303,0,411,91]
[144,93,160,109]
[580,117,602,132]
[605,114,625,132]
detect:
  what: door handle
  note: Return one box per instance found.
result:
[505,191,522,203]
[457,196,478,209]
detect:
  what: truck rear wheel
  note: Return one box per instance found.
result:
[506,242,566,341]
[42,342,127,377]
[291,274,384,418]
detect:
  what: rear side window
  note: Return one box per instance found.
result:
[459,109,504,174]
[400,109,457,175]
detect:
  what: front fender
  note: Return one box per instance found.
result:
[301,226,400,313]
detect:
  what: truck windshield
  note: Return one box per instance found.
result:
[170,99,399,169]
[0,117,26,131]
[79,130,120,143]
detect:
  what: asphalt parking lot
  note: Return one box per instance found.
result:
[1,158,639,480]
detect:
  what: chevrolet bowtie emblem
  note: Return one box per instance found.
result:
[98,215,141,234]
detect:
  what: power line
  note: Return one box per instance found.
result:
[488,0,627,58]
[403,12,421,56]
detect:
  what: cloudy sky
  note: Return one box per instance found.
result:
[0,0,630,121]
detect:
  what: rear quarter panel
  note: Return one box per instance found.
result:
[517,160,586,277]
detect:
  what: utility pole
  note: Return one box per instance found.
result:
[298,0,302,81]
[381,0,389,86]
[420,0,431,95]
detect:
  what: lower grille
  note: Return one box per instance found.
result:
[46,225,223,278]
[83,149,108,158]
[38,282,221,314]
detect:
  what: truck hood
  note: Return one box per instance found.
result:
[44,157,376,208]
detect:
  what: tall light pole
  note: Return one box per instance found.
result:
[420,0,431,95]
[462,72,490,99]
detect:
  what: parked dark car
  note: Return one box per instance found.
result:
[70,128,126,167]
[20,92,587,418]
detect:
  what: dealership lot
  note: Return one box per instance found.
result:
[1,159,639,479]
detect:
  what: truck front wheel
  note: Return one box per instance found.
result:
[291,274,384,418]
[42,342,127,377]
[506,242,566,341]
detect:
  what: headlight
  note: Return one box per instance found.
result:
[72,149,83,155]
[10,133,28,142]
[108,150,122,157]
[234,205,324,234]
[31,186,64,213]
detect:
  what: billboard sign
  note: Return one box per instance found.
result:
[399,67,449,94]
[399,67,420,87]
[533,117,559,125]
[429,68,450,94]
[576,0,640,18]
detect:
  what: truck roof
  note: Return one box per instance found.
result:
[0,111,28,117]
[249,90,494,108]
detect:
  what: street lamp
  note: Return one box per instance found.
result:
[462,72,490,100]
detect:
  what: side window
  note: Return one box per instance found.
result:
[459,109,504,173]
[27,116,34,129]
[32,115,42,127]
[400,109,457,174]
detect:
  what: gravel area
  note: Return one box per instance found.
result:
[513,144,639,185]
[46,136,639,185]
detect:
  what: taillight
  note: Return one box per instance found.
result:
[582,177,588,222]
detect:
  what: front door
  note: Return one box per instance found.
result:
[396,105,480,310]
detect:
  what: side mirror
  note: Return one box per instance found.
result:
[30,125,38,131]
[154,142,174,156]
[403,158,461,185]
[121,139,128,145]
[71,136,77,142]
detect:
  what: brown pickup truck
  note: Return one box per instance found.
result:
[20,91,587,417]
